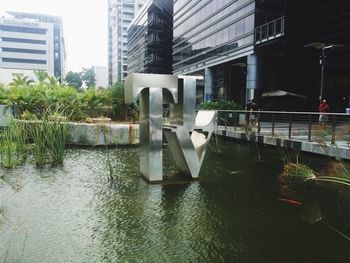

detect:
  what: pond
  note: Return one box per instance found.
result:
[0,139,349,262]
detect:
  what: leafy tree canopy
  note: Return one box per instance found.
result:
[81,67,96,88]
[9,74,34,88]
[34,69,49,84]
[64,71,82,89]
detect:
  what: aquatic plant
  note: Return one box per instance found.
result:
[0,121,27,168]
[28,121,48,165]
[24,107,69,166]
[278,158,350,240]
[278,162,316,202]
[101,125,117,183]
[279,160,350,200]
[310,161,350,204]
[45,120,68,165]
[28,117,68,166]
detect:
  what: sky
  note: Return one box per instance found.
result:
[0,0,108,72]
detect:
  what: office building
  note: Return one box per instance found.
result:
[127,0,173,75]
[108,0,146,85]
[173,0,350,111]
[93,65,108,88]
[0,11,65,84]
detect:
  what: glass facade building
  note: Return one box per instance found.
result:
[173,0,255,103]
[128,0,173,74]
[173,0,350,111]
[173,0,254,73]
[253,0,350,111]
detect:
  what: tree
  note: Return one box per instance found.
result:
[34,69,49,84]
[81,67,96,87]
[47,75,60,88]
[110,82,131,120]
[64,71,82,89]
[9,74,34,88]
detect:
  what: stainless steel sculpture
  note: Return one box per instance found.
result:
[125,73,217,182]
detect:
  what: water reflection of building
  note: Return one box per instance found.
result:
[0,11,65,84]
[127,0,173,75]
[173,0,350,111]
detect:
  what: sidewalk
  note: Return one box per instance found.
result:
[216,122,350,160]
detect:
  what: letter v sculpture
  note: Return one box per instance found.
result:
[125,73,217,183]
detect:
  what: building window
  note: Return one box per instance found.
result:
[1,47,46,54]
[2,57,47,64]
[0,25,47,34]
[1,37,46,44]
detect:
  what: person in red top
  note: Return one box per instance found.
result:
[319,99,330,127]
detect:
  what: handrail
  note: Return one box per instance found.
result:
[215,110,350,145]
[255,16,285,44]
[217,110,350,116]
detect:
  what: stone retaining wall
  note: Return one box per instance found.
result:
[67,122,139,146]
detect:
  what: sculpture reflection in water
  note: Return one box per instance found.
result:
[125,73,217,182]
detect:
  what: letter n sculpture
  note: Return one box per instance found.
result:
[125,73,217,183]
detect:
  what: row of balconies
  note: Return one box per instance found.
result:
[255,16,285,45]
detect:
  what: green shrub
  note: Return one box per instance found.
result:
[80,87,113,118]
[199,100,242,110]
[2,76,139,122]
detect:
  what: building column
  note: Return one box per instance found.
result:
[245,54,260,103]
[204,67,214,101]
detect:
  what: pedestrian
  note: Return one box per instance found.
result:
[343,96,350,114]
[245,99,252,125]
[249,99,259,127]
[319,99,330,128]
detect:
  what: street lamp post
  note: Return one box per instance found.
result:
[304,42,344,101]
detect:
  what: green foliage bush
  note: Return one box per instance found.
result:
[199,100,242,110]
[0,77,137,122]
[109,83,138,121]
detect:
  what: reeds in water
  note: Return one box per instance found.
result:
[0,121,27,168]
[278,162,316,202]
[27,117,68,166]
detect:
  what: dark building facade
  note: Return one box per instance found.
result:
[173,0,350,111]
[127,0,173,74]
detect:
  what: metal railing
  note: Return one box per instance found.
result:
[255,16,285,44]
[216,110,350,145]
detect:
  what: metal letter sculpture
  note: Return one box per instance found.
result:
[125,73,217,182]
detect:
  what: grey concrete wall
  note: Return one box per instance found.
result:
[0,105,14,126]
[67,122,139,146]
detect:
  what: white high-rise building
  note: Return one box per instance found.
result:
[0,11,65,84]
[108,0,145,85]
[93,65,108,88]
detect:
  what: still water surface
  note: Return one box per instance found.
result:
[0,140,348,262]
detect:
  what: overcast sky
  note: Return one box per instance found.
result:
[0,0,108,72]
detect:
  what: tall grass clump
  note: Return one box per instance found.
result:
[0,121,27,168]
[27,113,68,166]
[278,162,316,202]
[45,120,68,164]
